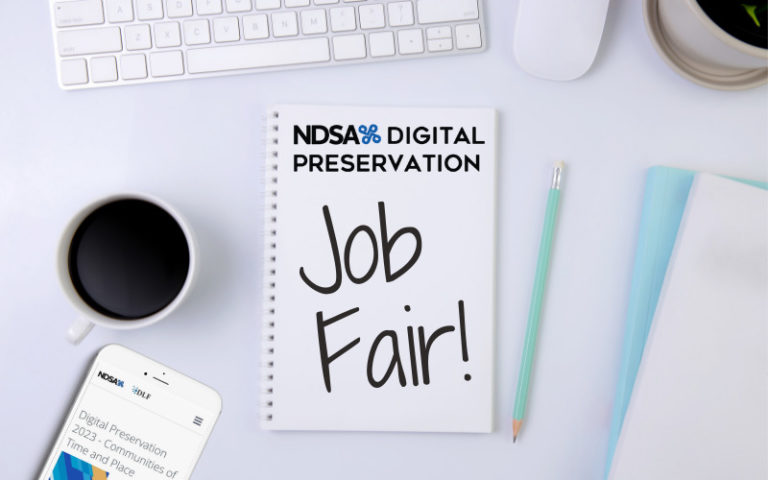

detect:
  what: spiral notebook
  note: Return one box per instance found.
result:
[261,105,497,432]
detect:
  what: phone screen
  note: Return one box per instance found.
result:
[40,353,219,480]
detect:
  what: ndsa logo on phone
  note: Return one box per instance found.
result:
[295,124,382,145]
[97,371,124,388]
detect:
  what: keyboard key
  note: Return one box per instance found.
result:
[330,7,355,32]
[359,4,385,29]
[214,17,240,42]
[426,26,450,39]
[388,2,414,27]
[301,10,327,34]
[105,0,134,23]
[333,34,365,60]
[285,0,310,6]
[167,0,193,17]
[187,38,330,73]
[455,23,481,49]
[397,28,423,54]
[184,19,211,44]
[417,0,478,24]
[427,38,451,52]
[60,59,88,85]
[226,0,252,12]
[155,22,182,47]
[58,27,122,56]
[150,51,185,76]
[90,56,118,82]
[369,31,394,57]
[255,0,280,9]
[136,0,164,20]
[197,0,223,15]
[126,24,152,50]
[243,14,269,39]
[273,12,298,37]
[121,53,148,79]
[54,0,104,28]
[314,0,338,4]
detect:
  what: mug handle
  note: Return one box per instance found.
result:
[67,317,94,344]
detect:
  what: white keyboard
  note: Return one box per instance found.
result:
[50,0,486,90]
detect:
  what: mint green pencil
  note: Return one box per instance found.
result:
[513,161,564,442]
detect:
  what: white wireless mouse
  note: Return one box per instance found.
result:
[513,0,611,81]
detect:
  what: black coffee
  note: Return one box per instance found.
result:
[697,1,768,49]
[68,199,190,320]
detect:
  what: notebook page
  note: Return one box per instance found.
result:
[262,105,497,432]
[609,174,768,479]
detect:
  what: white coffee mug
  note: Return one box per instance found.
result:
[57,193,197,344]
[646,0,768,89]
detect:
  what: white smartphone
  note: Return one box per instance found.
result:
[38,344,222,480]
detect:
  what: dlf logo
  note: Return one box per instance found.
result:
[132,386,151,400]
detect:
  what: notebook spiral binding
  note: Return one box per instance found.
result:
[261,109,279,425]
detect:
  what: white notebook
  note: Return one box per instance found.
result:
[609,174,768,479]
[261,105,497,432]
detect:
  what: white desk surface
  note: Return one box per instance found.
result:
[1,1,766,479]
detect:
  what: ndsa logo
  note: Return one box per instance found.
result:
[294,124,381,145]
[97,371,124,388]
[294,123,485,146]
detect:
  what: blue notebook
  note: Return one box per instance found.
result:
[605,166,768,476]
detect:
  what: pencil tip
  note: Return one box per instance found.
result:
[512,419,523,441]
